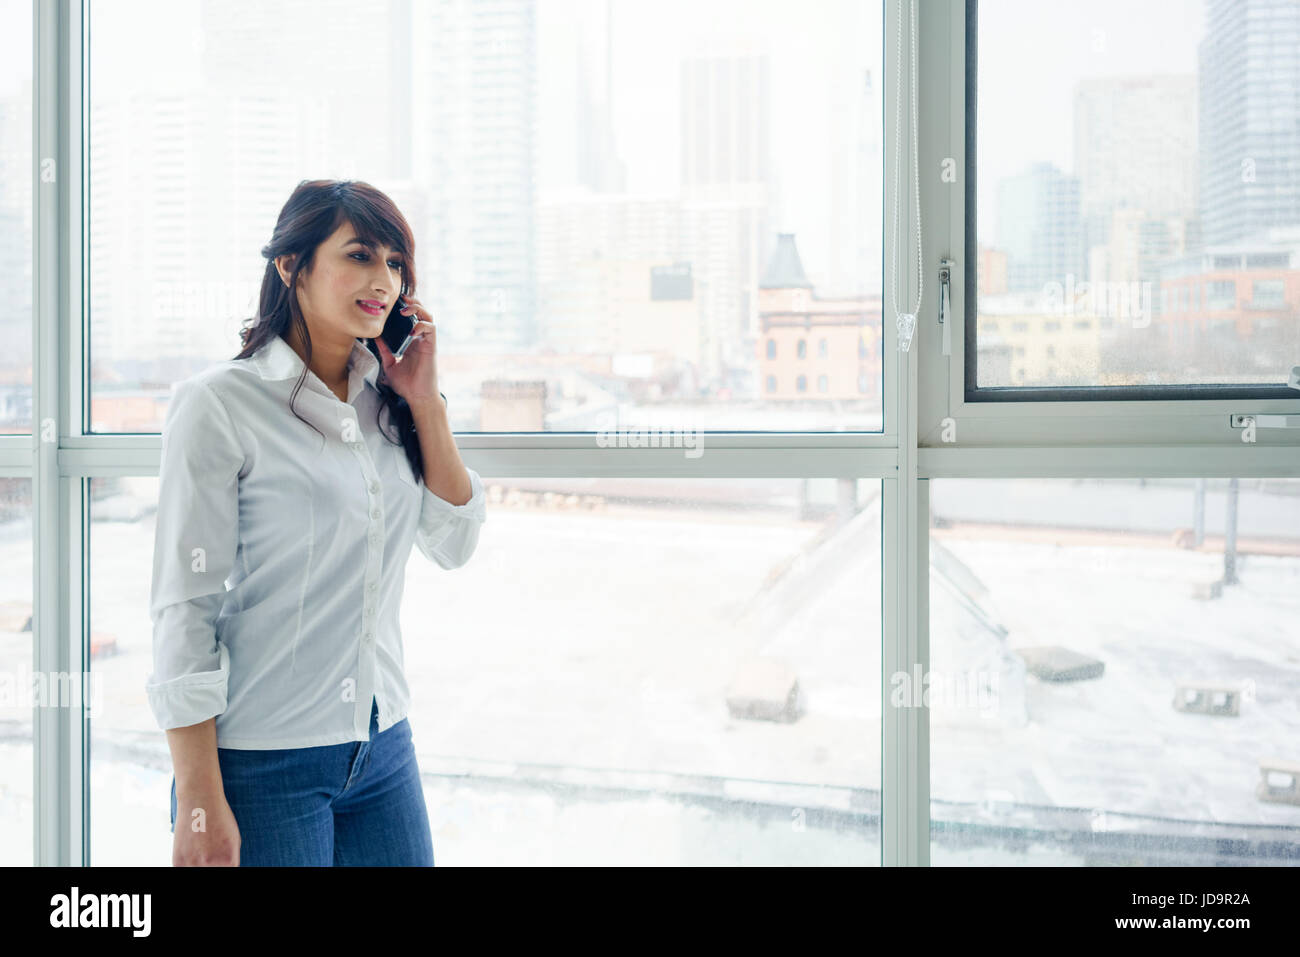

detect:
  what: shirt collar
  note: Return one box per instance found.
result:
[249,333,380,399]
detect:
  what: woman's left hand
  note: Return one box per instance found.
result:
[374,295,441,408]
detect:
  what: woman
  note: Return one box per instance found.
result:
[145,179,487,866]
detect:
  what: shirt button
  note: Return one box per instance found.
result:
[366,581,377,593]
[371,509,382,519]
[369,480,380,493]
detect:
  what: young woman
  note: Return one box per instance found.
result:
[145,179,486,866]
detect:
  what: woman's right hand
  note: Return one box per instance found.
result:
[172,788,241,866]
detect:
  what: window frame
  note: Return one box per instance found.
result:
[928,0,1300,444]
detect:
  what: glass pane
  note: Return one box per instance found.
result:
[88,477,173,865]
[0,479,34,865]
[404,477,881,864]
[0,0,32,433]
[91,474,881,865]
[975,0,1300,388]
[87,0,884,433]
[928,477,1300,865]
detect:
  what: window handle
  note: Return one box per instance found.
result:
[937,258,955,357]
[1231,414,1300,430]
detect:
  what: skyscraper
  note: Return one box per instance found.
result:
[411,0,538,351]
[679,46,772,386]
[1073,75,1198,260]
[574,0,626,194]
[1198,0,1300,246]
[996,162,1083,294]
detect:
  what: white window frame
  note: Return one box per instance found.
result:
[924,0,1300,453]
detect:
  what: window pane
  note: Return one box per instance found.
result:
[928,477,1300,865]
[92,474,881,864]
[88,477,173,865]
[0,479,33,865]
[975,0,1300,389]
[402,477,882,864]
[87,0,884,434]
[0,0,32,433]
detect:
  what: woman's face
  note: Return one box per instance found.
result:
[276,219,406,345]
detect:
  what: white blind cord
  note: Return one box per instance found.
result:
[888,0,923,352]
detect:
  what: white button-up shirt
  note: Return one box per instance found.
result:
[145,333,486,748]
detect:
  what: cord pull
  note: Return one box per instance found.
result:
[896,312,917,352]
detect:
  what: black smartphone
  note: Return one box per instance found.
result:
[371,296,449,408]
[378,294,419,359]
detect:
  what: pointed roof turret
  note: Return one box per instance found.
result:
[760,233,814,290]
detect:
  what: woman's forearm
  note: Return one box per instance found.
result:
[410,399,473,506]
[165,718,223,797]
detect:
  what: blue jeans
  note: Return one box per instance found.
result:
[170,696,435,866]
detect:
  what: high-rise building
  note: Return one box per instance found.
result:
[996,162,1083,294]
[679,46,772,388]
[574,0,626,194]
[1073,75,1198,266]
[1199,0,1300,246]
[411,0,537,351]
[680,49,770,192]
[827,65,883,299]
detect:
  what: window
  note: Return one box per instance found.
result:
[970,0,1300,393]
[48,0,894,868]
[87,2,886,434]
[0,479,33,864]
[20,0,1296,872]
[1251,279,1285,309]
[1206,281,1236,310]
[89,475,883,865]
[930,477,1300,865]
[0,0,31,434]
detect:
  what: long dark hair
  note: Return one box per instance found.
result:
[235,179,422,482]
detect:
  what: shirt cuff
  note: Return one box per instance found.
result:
[415,467,487,568]
[145,640,230,731]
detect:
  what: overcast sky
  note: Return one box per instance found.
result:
[4,0,1208,268]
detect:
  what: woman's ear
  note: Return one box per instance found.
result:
[274,253,296,288]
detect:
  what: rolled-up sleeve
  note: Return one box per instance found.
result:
[145,378,245,731]
[415,466,487,570]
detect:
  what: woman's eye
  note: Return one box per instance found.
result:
[350,252,403,270]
